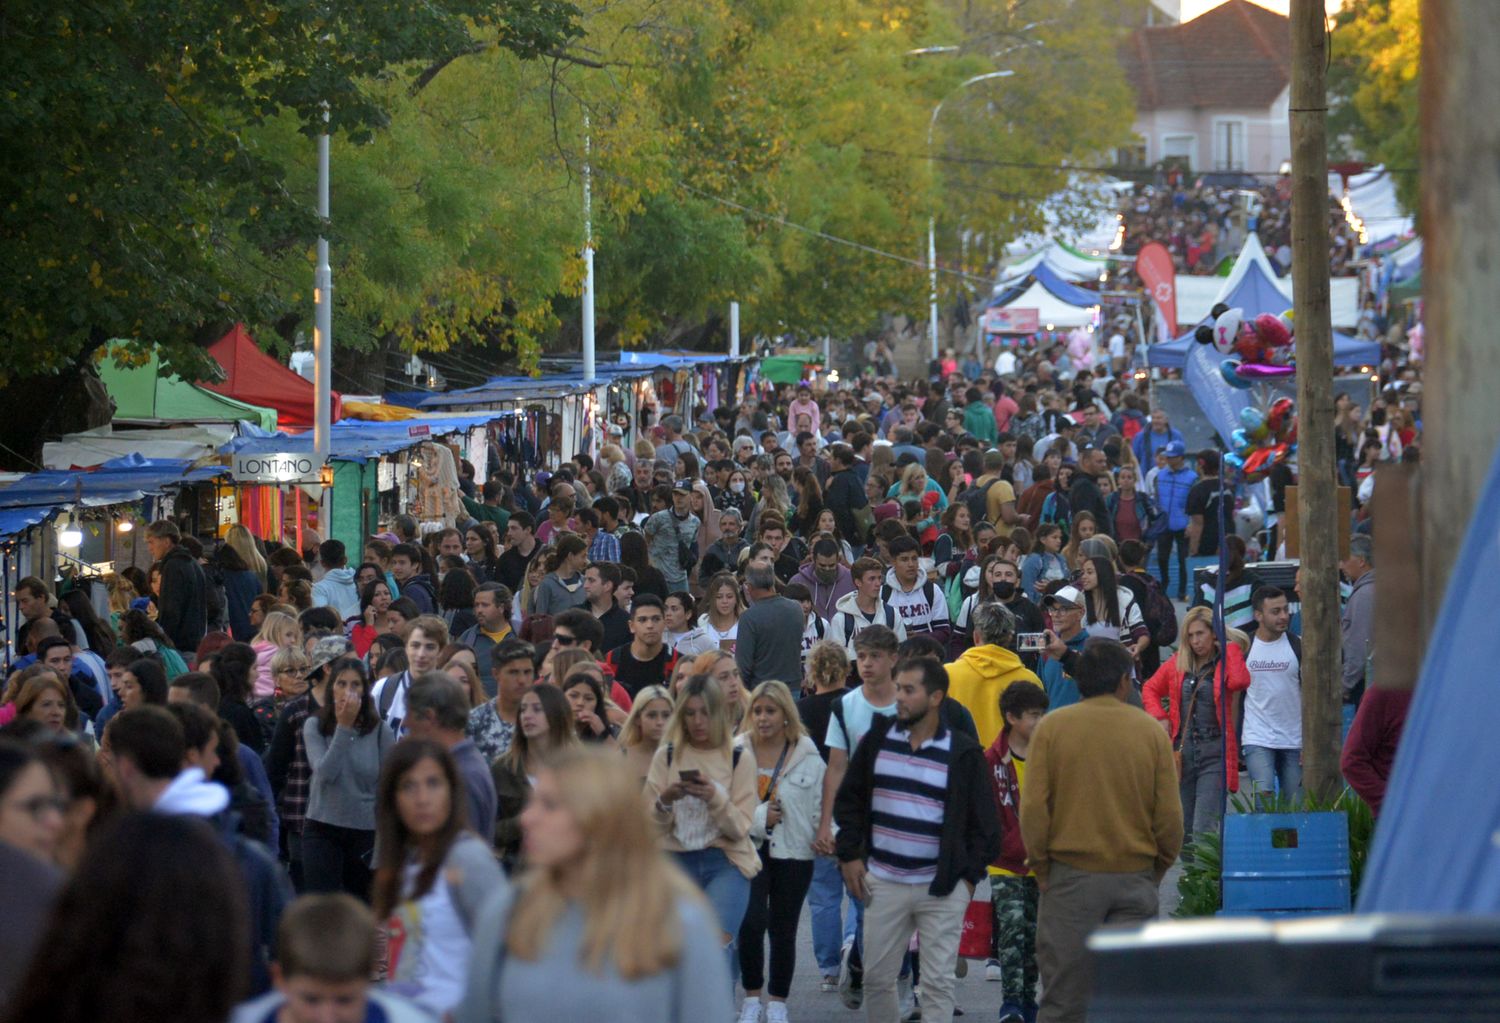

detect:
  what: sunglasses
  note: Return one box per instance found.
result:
[553,633,577,647]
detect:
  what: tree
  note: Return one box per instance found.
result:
[1328,0,1420,211]
[0,0,578,456]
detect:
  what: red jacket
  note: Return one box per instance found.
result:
[1142,643,1251,792]
[983,726,1028,874]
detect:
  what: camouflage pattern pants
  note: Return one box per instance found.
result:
[991,873,1040,1007]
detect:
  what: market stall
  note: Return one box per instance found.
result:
[221,412,512,551]
[201,323,342,431]
[0,455,231,667]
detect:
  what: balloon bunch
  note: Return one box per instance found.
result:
[1227,397,1297,480]
[1193,306,1296,389]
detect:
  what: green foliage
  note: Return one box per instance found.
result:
[0,0,579,386]
[0,0,1137,400]
[1328,0,1419,212]
[1174,788,1377,918]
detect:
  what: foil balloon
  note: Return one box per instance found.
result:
[1212,308,1245,355]
[1219,360,1255,389]
[1235,362,1296,380]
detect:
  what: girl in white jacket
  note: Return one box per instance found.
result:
[736,681,826,1023]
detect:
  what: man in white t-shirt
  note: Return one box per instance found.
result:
[812,623,902,1010]
[1240,586,1302,800]
[994,348,1018,377]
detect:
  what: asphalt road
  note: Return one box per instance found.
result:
[769,867,1183,1023]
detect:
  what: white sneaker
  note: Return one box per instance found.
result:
[985,958,1003,982]
[898,974,916,1019]
[765,1002,790,1023]
[737,997,763,1023]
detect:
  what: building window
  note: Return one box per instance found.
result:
[1116,143,1148,169]
[1161,135,1195,172]
[1214,120,1246,171]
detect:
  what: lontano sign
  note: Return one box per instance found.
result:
[231,453,323,484]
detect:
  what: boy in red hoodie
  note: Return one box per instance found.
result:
[984,680,1049,1023]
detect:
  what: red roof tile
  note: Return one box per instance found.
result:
[1121,0,1290,112]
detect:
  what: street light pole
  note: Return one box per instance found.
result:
[314,103,332,463]
[582,116,596,384]
[927,70,1014,365]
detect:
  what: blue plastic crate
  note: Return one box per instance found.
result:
[1220,811,1350,916]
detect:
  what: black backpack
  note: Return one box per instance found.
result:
[1136,572,1179,648]
[960,478,1000,525]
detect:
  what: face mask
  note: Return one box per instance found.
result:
[731,481,746,494]
[815,567,838,584]
[993,581,1017,600]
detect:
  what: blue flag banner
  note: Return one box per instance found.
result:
[1358,441,1500,912]
[1183,342,1252,449]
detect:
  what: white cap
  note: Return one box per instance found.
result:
[1043,585,1085,609]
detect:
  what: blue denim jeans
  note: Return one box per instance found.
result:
[674,848,751,981]
[808,854,858,974]
[1241,745,1303,802]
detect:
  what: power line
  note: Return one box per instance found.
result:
[671,179,995,286]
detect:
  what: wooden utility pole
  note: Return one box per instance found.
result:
[1289,0,1341,800]
[1417,2,1500,641]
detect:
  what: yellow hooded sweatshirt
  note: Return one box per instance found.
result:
[945,644,1042,748]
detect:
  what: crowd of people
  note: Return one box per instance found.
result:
[0,331,1417,1023]
[1117,175,1362,278]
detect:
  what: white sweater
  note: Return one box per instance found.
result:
[746,735,826,861]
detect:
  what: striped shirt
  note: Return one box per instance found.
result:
[868,724,953,885]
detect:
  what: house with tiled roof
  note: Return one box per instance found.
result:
[1119,0,1292,175]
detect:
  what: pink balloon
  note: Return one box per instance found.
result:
[1236,363,1296,380]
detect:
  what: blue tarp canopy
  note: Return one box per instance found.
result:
[987,263,1102,311]
[220,413,511,461]
[1147,260,1382,369]
[0,454,229,537]
[398,354,739,409]
[1359,442,1500,913]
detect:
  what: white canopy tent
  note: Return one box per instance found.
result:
[1172,234,1360,328]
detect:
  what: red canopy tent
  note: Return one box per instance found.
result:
[200,324,341,431]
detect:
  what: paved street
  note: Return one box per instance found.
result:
[776,868,1183,1022]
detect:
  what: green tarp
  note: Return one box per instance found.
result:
[98,345,278,431]
[1390,269,1422,304]
[759,354,822,385]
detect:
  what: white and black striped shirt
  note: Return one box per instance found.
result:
[869,724,952,885]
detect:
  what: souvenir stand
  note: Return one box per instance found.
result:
[220,413,512,552]
[0,456,231,669]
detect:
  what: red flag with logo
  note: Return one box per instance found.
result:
[1135,242,1177,340]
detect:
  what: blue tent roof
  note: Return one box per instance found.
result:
[988,263,1101,310]
[0,454,229,537]
[221,414,510,461]
[1359,441,1500,913]
[1147,262,1381,369]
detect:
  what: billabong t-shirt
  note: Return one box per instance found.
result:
[1242,633,1301,749]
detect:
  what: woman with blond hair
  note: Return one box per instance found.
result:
[1142,605,1251,854]
[455,748,733,1022]
[619,684,673,786]
[225,522,269,582]
[686,648,747,727]
[644,674,759,984]
[249,611,303,700]
[736,681,825,1023]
